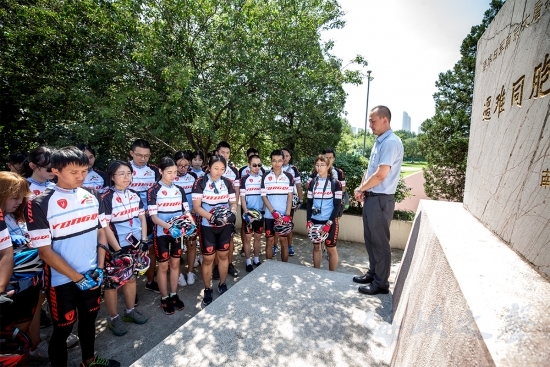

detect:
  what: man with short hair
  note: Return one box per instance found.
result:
[26,146,120,367]
[353,106,403,295]
[128,139,161,293]
[280,148,302,256]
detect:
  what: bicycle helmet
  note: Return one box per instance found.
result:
[308,224,329,244]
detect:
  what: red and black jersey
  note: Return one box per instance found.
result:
[25,187,107,287]
[101,188,144,247]
[0,209,11,251]
[147,181,190,237]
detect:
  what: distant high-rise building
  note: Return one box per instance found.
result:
[402,112,411,132]
[351,127,358,134]
[417,125,423,134]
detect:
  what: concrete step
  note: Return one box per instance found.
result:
[131,260,393,367]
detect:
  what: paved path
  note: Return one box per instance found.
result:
[31,234,404,367]
[395,171,430,212]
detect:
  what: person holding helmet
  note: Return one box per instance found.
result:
[306,155,342,271]
[99,160,149,335]
[261,150,294,262]
[239,154,264,271]
[192,155,237,306]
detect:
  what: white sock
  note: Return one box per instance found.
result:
[254,257,259,263]
[110,315,119,321]
[246,259,252,265]
[126,308,134,314]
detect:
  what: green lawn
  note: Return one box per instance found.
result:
[401,161,426,178]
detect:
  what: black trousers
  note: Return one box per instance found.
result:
[362,194,394,290]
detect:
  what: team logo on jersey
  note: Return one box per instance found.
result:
[116,196,122,203]
[33,190,41,196]
[80,194,94,205]
[132,171,137,176]
[220,184,226,190]
[268,176,273,181]
[174,177,180,181]
[162,190,167,196]
[57,199,68,209]
[144,170,153,176]
[90,175,99,181]
[249,178,253,183]
[65,310,75,322]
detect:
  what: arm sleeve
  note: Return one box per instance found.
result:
[260,174,267,197]
[239,176,247,197]
[179,186,190,212]
[306,181,313,221]
[25,196,52,248]
[192,178,204,201]
[147,186,158,216]
[329,181,343,221]
[226,178,236,203]
[101,192,113,223]
[0,211,11,251]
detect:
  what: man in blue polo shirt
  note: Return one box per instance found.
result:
[353,105,403,295]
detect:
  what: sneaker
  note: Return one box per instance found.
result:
[122,308,148,324]
[186,272,197,285]
[194,255,200,267]
[40,309,51,329]
[170,294,185,311]
[218,282,228,295]
[253,261,261,267]
[212,265,220,280]
[81,355,121,367]
[178,273,187,287]
[272,245,279,258]
[145,281,160,293]
[288,245,295,256]
[29,340,49,360]
[246,264,253,272]
[66,333,79,348]
[228,263,239,277]
[107,315,128,336]
[134,294,139,307]
[202,288,213,306]
[161,297,175,315]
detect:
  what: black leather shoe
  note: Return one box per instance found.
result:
[358,284,389,295]
[353,274,374,284]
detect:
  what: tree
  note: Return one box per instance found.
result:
[418,0,505,201]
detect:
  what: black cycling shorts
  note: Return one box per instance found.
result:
[154,235,183,262]
[0,278,41,329]
[47,282,101,328]
[198,224,232,255]
[243,218,264,235]
[311,218,339,247]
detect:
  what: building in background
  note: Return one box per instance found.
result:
[402,111,411,132]
[417,125,423,134]
[351,126,358,134]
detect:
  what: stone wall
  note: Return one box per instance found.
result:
[464,0,550,277]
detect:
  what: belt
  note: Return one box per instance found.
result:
[364,191,392,197]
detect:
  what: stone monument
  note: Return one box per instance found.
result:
[390,0,550,365]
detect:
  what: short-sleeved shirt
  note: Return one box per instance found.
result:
[307,177,343,221]
[101,188,144,247]
[308,167,346,189]
[223,166,240,189]
[128,161,161,211]
[240,174,264,211]
[83,168,108,193]
[0,209,11,251]
[173,172,198,207]
[25,186,107,287]
[261,170,294,219]
[282,165,301,186]
[27,178,55,199]
[365,129,404,194]
[190,167,205,178]
[192,175,236,227]
[147,181,190,237]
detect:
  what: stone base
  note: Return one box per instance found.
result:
[391,200,550,366]
[132,261,393,367]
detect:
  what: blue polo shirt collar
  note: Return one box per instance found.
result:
[376,129,393,144]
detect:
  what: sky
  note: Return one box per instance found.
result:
[321,0,492,133]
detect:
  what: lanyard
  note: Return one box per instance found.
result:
[314,176,330,201]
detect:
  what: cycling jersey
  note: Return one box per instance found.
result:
[223,166,240,189]
[83,168,108,193]
[173,172,197,207]
[307,177,342,222]
[307,167,346,188]
[25,186,107,287]
[147,181,190,237]
[239,165,266,178]
[0,209,11,251]
[261,170,294,219]
[4,213,30,251]
[101,188,144,247]
[192,175,236,227]
[128,161,160,211]
[27,177,55,199]
[240,173,264,211]
[282,164,301,185]
[190,167,205,178]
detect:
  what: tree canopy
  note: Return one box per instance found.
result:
[418,0,505,201]
[0,0,368,165]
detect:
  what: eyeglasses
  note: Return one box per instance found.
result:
[315,164,327,168]
[250,163,262,168]
[177,164,189,169]
[114,172,132,177]
[133,153,151,159]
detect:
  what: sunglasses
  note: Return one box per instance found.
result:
[250,163,262,168]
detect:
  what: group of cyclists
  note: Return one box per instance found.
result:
[0,139,346,367]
